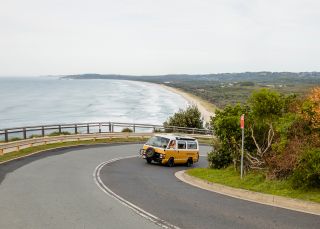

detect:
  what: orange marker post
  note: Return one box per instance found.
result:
[240,114,245,179]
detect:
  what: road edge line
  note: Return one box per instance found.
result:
[93,156,180,229]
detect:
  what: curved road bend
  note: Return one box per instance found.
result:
[0,144,161,229]
[0,143,319,229]
[100,150,320,229]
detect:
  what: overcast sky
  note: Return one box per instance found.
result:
[1,0,319,76]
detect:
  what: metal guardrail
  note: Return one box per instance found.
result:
[0,122,212,142]
[0,122,213,155]
[0,132,153,155]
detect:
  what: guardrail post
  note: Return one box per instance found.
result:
[75,124,78,134]
[41,126,45,137]
[109,122,111,132]
[58,125,61,134]
[133,124,136,133]
[23,128,27,139]
[87,124,90,134]
[99,123,102,133]
[5,129,8,142]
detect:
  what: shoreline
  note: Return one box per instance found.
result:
[158,83,216,123]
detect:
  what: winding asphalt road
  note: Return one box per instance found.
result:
[0,143,319,229]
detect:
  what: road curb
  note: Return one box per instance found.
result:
[175,170,320,216]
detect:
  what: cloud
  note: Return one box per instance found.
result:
[0,0,319,75]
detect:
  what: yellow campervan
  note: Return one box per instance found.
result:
[139,135,199,167]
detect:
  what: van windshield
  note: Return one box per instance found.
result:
[146,136,170,148]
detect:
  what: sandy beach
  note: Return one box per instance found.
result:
[159,84,216,124]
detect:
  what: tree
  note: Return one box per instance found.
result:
[210,104,253,169]
[246,89,285,169]
[163,105,203,129]
[302,87,320,129]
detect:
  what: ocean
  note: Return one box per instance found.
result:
[0,77,188,129]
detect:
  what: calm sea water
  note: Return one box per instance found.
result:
[0,77,188,129]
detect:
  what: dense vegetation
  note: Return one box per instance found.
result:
[63,72,320,108]
[209,87,320,189]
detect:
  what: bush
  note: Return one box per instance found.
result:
[164,105,203,128]
[153,128,164,133]
[207,149,232,169]
[249,89,284,121]
[10,137,22,142]
[29,134,42,138]
[292,149,320,189]
[48,131,71,136]
[121,128,133,133]
[239,81,255,86]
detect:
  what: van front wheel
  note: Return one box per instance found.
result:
[186,158,193,167]
[167,158,174,167]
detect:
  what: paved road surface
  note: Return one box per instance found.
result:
[1,143,319,229]
[0,144,160,229]
[99,147,320,229]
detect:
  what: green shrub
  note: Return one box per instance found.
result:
[207,149,232,169]
[292,149,320,189]
[249,88,284,122]
[10,137,22,141]
[153,128,163,133]
[48,131,71,136]
[121,128,133,133]
[239,81,255,86]
[29,134,42,138]
[164,105,203,128]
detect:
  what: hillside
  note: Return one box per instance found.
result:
[62,72,320,108]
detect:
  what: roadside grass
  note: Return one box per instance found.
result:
[187,167,320,203]
[0,137,148,163]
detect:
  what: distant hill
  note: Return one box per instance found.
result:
[62,72,320,84]
[62,72,320,108]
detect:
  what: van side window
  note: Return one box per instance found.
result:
[169,140,176,149]
[187,141,197,149]
[177,141,186,149]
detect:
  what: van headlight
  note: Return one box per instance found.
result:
[139,149,145,156]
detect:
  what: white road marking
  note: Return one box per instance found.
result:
[93,155,180,229]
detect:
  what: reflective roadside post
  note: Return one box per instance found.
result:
[240,114,245,179]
